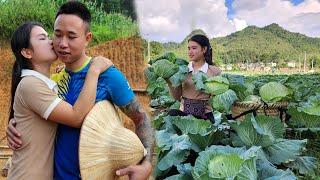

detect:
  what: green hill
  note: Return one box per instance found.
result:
[144,23,320,68]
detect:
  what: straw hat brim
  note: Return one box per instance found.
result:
[79,100,146,180]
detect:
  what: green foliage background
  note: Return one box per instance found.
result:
[0,0,138,46]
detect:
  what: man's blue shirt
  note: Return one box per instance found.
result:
[53,60,135,179]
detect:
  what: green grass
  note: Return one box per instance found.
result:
[0,0,138,45]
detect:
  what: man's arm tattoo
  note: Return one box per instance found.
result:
[119,97,154,162]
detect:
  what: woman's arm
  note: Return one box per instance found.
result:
[48,57,113,128]
[165,79,182,100]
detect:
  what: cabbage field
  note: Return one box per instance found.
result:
[145,52,320,179]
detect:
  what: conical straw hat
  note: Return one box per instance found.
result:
[79,100,147,180]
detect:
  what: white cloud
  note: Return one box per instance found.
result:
[136,0,236,42]
[143,16,179,33]
[283,12,320,37]
[232,0,320,36]
[135,0,320,42]
[231,18,248,31]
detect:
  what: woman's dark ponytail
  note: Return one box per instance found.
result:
[9,21,42,122]
[205,46,213,65]
[188,34,213,65]
[9,61,22,120]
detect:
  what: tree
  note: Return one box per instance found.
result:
[91,0,137,20]
[150,41,164,59]
[308,55,320,69]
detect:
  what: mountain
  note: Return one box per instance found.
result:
[146,23,320,67]
[181,29,207,44]
[262,23,320,52]
[213,23,320,65]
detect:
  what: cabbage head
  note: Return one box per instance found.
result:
[298,94,320,116]
[192,145,259,180]
[152,59,179,79]
[144,66,158,83]
[204,76,230,95]
[259,82,290,103]
[175,58,189,66]
[150,52,177,65]
[162,52,177,62]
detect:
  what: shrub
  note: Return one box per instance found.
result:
[0,0,138,45]
[0,0,56,39]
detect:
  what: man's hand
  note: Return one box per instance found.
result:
[116,160,152,180]
[6,119,22,150]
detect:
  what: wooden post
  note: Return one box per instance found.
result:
[304,51,306,73]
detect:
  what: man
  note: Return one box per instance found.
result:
[7,1,153,179]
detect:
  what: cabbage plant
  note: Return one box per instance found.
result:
[152,59,179,79]
[230,115,317,176]
[210,89,238,114]
[192,145,259,180]
[169,65,189,87]
[259,82,291,103]
[298,93,320,116]
[193,72,208,91]
[205,76,230,95]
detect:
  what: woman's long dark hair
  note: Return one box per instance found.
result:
[9,21,43,122]
[188,34,213,65]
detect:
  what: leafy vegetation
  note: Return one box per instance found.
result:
[92,0,137,21]
[146,52,189,107]
[152,60,179,79]
[259,82,291,103]
[0,0,138,45]
[146,52,320,179]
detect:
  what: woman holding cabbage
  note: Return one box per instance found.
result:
[166,34,221,123]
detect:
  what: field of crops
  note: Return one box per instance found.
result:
[146,52,320,179]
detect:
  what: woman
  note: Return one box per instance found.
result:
[167,34,221,122]
[7,21,112,179]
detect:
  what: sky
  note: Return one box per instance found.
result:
[135,0,320,42]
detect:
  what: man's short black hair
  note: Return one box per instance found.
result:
[55,1,91,31]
